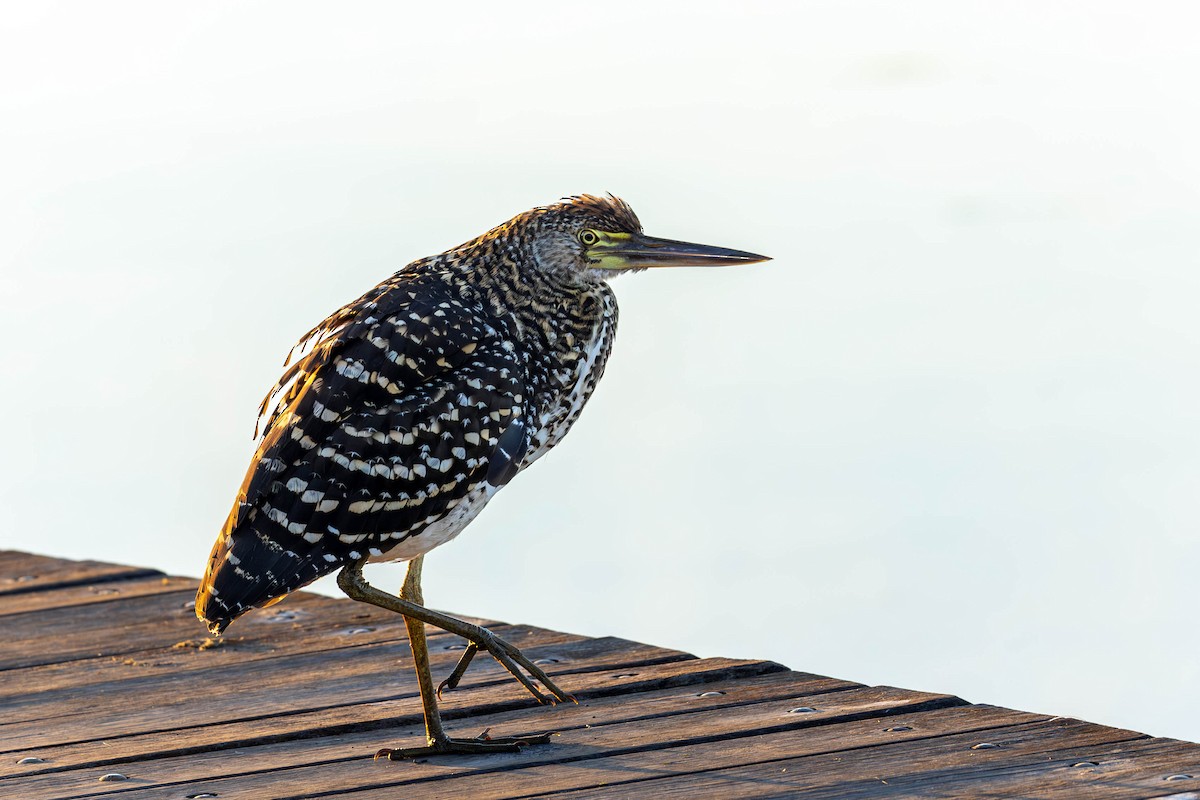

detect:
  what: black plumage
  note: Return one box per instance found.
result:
[201,263,545,629]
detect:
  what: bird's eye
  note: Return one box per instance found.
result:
[578,230,598,246]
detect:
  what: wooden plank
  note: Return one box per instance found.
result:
[0,581,509,674]
[911,737,1200,800]
[0,623,580,731]
[472,714,1147,800]
[316,704,1050,800]
[0,621,580,720]
[0,634,694,754]
[2,659,791,793]
[0,588,226,670]
[7,674,942,800]
[0,590,499,697]
[1,669,857,800]
[0,574,196,617]
[0,551,161,597]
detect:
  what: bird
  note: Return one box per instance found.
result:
[196,194,769,758]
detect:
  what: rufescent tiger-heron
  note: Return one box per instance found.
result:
[197,194,770,758]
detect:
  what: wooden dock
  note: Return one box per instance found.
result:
[2,550,1196,799]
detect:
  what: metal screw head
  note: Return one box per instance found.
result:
[1071,761,1099,768]
[343,627,374,635]
[696,691,725,698]
[186,794,219,798]
[971,743,1000,750]
[1164,774,1195,781]
[787,706,818,714]
[17,757,47,764]
[264,609,303,622]
[443,643,467,651]
[533,658,560,665]
[98,773,129,782]
[612,673,638,679]
[884,726,913,732]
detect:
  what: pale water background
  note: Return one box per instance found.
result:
[2,2,1198,741]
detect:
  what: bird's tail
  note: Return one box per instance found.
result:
[195,506,252,635]
[195,506,325,635]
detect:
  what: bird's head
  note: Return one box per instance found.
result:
[523,194,770,281]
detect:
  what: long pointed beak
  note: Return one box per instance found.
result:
[593,232,770,270]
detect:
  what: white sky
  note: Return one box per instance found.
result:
[2,2,1198,741]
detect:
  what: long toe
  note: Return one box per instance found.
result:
[466,628,566,704]
[436,642,480,699]
[374,732,554,761]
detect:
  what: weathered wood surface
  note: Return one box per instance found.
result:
[1,551,1196,800]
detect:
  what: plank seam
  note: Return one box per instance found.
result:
[0,582,195,619]
[0,569,164,599]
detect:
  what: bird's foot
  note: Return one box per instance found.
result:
[437,629,575,706]
[374,728,554,761]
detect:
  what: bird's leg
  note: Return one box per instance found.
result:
[337,559,563,760]
[393,556,453,751]
[337,560,573,704]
